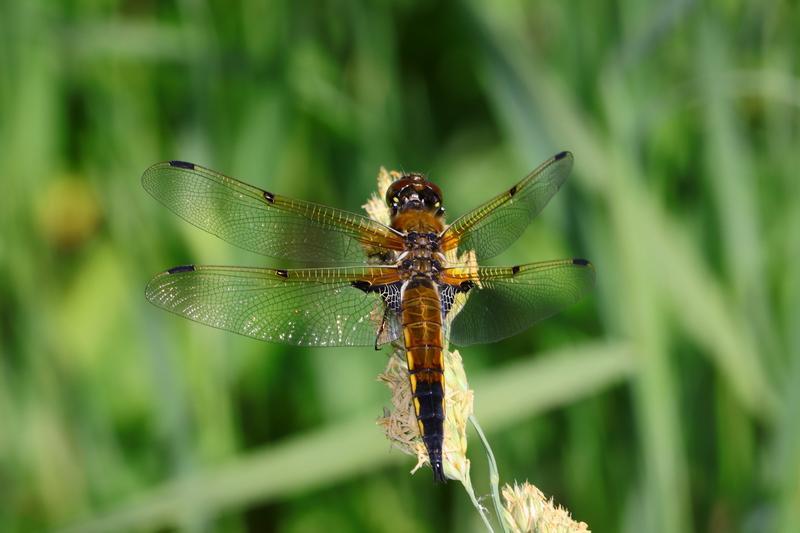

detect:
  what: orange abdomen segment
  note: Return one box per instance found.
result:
[401,277,446,482]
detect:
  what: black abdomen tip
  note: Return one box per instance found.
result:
[572,258,591,266]
[169,160,195,170]
[554,151,569,161]
[167,264,195,274]
[431,461,446,483]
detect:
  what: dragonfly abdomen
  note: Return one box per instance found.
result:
[401,277,446,483]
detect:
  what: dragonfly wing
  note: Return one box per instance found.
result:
[142,161,405,265]
[441,258,595,346]
[145,265,403,347]
[440,152,573,260]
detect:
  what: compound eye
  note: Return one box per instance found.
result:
[385,184,400,205]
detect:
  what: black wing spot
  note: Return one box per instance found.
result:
[263,191,275,203]
[167,265,195,274]
[275,269,289,278]
[169,160,195,170]
[511,265,521,274]
[458,280,474,293]
[554,151,569,161]
[572,258,590,266]
[351,280,371,292]
[509,185,518,196]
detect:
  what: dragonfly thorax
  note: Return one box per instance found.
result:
[397,231,445,281]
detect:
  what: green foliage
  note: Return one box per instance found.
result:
[0,1,797,531]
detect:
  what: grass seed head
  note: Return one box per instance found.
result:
[376,346,473,483]
[501,482,590,533]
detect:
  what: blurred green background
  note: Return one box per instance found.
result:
[1,0,798,531]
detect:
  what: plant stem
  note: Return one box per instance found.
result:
[470,414,508,533]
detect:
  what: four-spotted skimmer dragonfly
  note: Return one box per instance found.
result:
[143,151,595,482]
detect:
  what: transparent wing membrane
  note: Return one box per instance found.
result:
[142,161,404,265]
[145,265,402,347]
[442,259,595,345]
[440,152,574,260]
[142,157,595,350]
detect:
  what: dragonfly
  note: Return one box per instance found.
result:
[142,151,595,483]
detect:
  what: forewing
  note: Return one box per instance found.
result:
[145,265,402,347]
[142,161,405,264]
[440,152,573,260]
[442,259,595,346]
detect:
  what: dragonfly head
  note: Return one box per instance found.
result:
[386,174,444,217]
